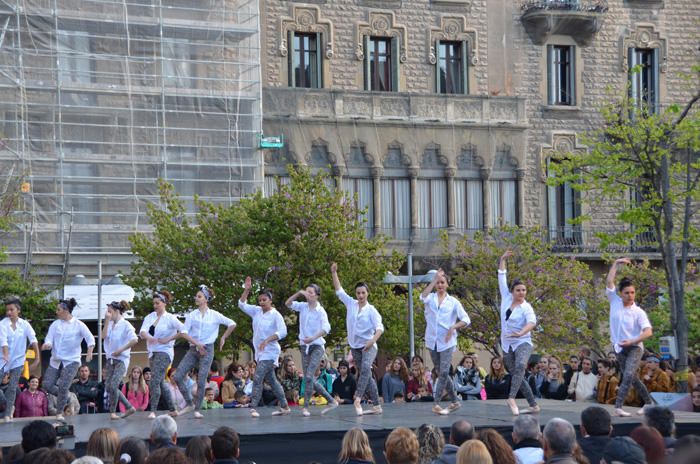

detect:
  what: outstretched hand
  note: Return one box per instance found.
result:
[244,276,252,290]
[330,262,338,273]
[501,250,514,260]
[615,258,632,266]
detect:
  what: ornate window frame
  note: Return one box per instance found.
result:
[355,11,408,91]
[620,24,667,73]
[279,6,334,87]
[428,16,478,94]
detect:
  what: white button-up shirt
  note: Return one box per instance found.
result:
[0,318,38,371]
[335,288,384,350]
[420,292,470,352]
[607,287,651,353]
[290,301,331,349]
[139,312,186,361]
[499,270,537,352]
[104,319,138,371]
[183,308,235,345]
[44,317,95,368]
[238,301,287,365]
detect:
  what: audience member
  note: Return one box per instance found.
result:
[542,418,578,464]
[14,376,48,418]
[642,357,673,393]
[643,405,676,452]
[477,429,516,464]
[484,357,510,400]
[145,448,188,464]
[595,360,618,405]
[567,357,596,402]
[384,427,419,464]
[332,360,357,405]
[511,415,543,464]
[116,436,149,464]
[7,443,24,464]
[201,387,222,410]
[454,356,481,401]
[601,437,646,464]
[150,414,178,450]
[278,357,301,406]
[338,427,375,464]
[184,436,213,464]
[382,358,409,404]
[71,365,102,414]
[563,356,579,388]
[527,356,548,399]
[211,426,240,464]
[456,440,492,464]
[86,427,119,463]
[21,420,56,454]
[407,364,433,403]
[72,457,103,464]
[629,425,666,464]
[24,448,74,464]
[578,406,612,464]
[692,386,700,412]
[415,424,444,464]
[221,364,241,406]
[540,356,568,400]
[121,367,149,413]
[433,420,474,464]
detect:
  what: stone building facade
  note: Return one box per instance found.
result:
[260,0,699,261]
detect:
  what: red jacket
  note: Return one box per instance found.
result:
[15,389,48,418]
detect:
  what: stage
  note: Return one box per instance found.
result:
[2,400,699,463]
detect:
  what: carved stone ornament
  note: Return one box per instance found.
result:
[307,138,338,167]
[383,141,412,168]
[621,24,667,73]
[344,142,375,167]
[428,16,478,65]
[356,11,409,63]
[279,6,334,59]
[540,132,587,182]
[457,144,485,171]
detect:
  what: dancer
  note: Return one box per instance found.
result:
[606,258,653,417]
[172,285,236,419]
[420,269,470,415]
[285,285,338,416]
[0,298,40,422]
[498,250,539,415]
[41,298,95,420]
[102,300,138,420]
[139,290,194,419]
[330,262,384,416]
[239,277,290,417]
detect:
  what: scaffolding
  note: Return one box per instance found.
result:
[0,0,263,255]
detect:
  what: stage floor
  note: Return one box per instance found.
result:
[2,400,698,463]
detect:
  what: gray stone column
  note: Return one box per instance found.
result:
[445,167,456,230]
[516,168,525,226]
[481,167,491,229]
[371,166,383,234]
[409,166,419,231]
[333,165,345,191]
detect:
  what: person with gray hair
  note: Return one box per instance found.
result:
[150,414,178,450]
[512,415,543,464]
[432,420,474,464]
[542,418,577,464]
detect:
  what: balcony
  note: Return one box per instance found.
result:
[520,1,608,46]
[263,88,528,127]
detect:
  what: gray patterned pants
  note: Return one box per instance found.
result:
[174,343,215,411]
[430,347,457,403]
[42,361,80,415]
[251,359,288,409]
[351,345,380,405]
[504,344,537,406]
[149,352,175,412]
[301,344,334,406]
[615,346,652,408]
[0,366,23,418]
[105,359,133,413]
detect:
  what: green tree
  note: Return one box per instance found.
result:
[128,167,409,357]
[441,226,607,359]
[549,69,700,389]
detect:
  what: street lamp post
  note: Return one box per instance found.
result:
[383,253,436,360]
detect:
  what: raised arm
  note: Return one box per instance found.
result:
[240,276,253,303]
[498,250,513,299]
[421,268,444,299]
[285,290,307,309]
[606,258,631,289]
[331,263,341,291]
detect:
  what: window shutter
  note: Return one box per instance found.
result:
[569,46,576,105]
[287,31,294,87]
[547,45,554,105]
[629,48,639,104]
[391,38,399,91]
[435,41,441,93]
[462,40,469,94]
[315,31,323,88]
[363,35,370,91]
[652,48,660,112]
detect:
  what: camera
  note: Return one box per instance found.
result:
[54,423,74,438]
